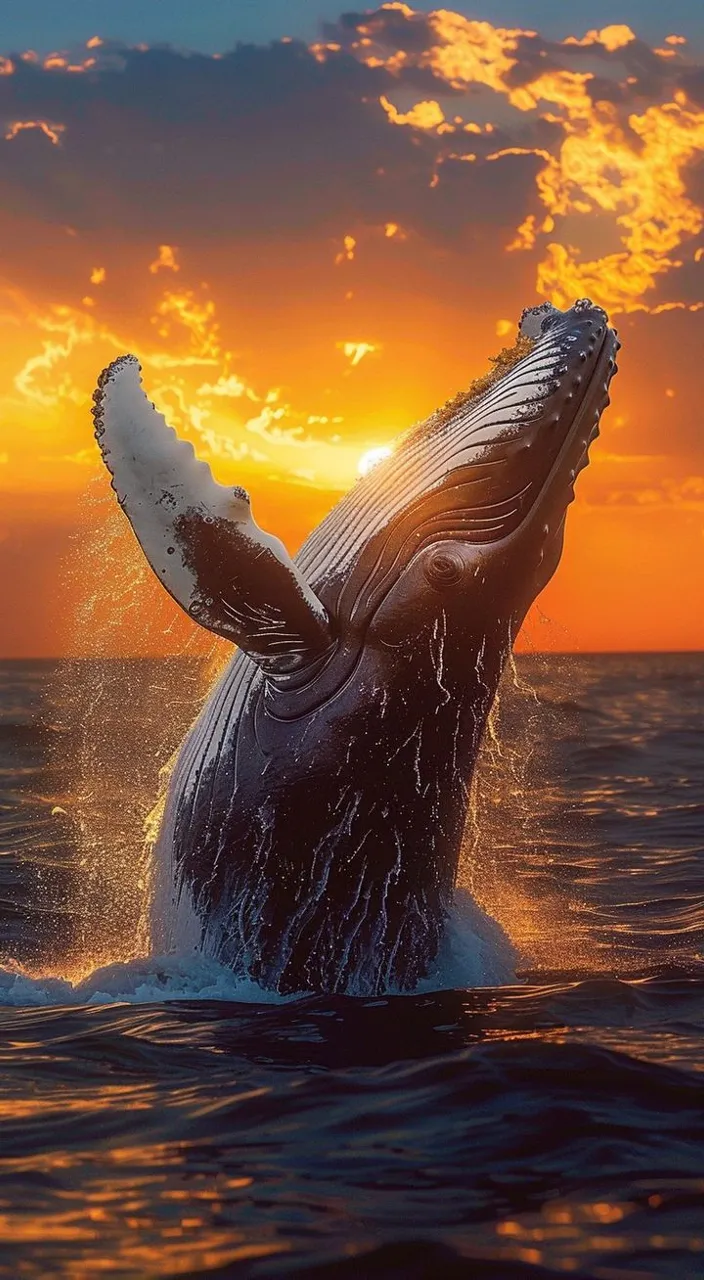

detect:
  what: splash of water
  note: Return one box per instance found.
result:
[44,481,226,979]
[459,646,598,975]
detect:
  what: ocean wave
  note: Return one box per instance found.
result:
[0,890,518,1008]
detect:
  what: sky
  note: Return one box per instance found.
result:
[0,2,703,655]
[1,1,702,55]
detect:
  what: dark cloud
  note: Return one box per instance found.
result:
[0,16,700,313]
[0,38,544,249]
[678,66,704,105]
[0,44,396,236]
[323,7,438,53]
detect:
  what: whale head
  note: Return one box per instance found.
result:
[270,298,619,715]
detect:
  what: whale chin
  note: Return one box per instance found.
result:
[276,298,620,706]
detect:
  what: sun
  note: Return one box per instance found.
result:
[357,445,393,477]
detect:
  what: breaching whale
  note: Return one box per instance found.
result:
[93,299,619,994]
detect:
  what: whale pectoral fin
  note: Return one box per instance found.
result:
[92,355,333,673]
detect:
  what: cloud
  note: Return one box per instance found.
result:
[149,244,180,274]
[0,11,700,321]
[0,9,702,497]
[596,466,704,511]
[322,7,704,312]
[338,340,379,366]
[5,118,65,144]
[196,374,256,399]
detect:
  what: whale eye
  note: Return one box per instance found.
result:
[424,547,464,588]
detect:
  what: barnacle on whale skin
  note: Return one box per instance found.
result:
[430,333,536,431]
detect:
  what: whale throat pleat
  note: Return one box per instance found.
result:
[92,355,333,673]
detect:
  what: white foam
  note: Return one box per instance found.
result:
[0,962,76,1008]
[0,954,298,1008]
[0,892,517,1008]
[417,888,518,991]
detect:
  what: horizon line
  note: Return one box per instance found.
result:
[1,649,703,661]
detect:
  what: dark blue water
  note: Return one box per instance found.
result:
[1,655,703,1278]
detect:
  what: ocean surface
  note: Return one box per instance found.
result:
[0,654,703,1279]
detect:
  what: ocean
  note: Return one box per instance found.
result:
[0,654,703,1279]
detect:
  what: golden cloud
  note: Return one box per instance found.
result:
[5,119,65,145]
[331,5,704,316]
[337,341,379,367]
[149,244,180,275]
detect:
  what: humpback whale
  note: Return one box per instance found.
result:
[93,299,619,994]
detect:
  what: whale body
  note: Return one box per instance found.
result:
[93,299,619,994]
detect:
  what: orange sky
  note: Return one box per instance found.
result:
[0,9,703,655]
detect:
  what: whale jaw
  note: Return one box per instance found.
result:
[264,298,619,719]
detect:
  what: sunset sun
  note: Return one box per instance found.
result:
[357,445,393,477]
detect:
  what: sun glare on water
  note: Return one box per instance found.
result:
[357,445,393,476]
